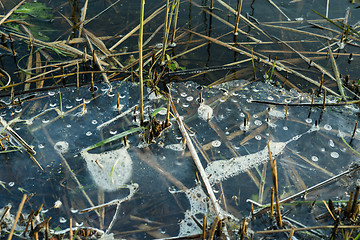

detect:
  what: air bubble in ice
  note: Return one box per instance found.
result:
[254,120,262,126]
[212,140,221,148]
[324,124,332,131]
[311,156,319,162]
[186,96,194,102]
[305,118,312,124]
[255,135,262,140]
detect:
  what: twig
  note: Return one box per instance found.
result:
[78,0,89,38]
[170,98,221,217]
[268,141,282,227]
[7,194,27,240]
[267,0,291,21]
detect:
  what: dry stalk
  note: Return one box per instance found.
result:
[78,0,89,38]
[267,0,291,21]
[110,5,165,51]
[7,194,27,240]
[170,98,221,217]
[267,141,282,227]
[187,29,341,97]
[234,0,243,35]
[139,0,145,124]
[270,187,274,218]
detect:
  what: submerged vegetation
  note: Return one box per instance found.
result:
[0,0,360,239]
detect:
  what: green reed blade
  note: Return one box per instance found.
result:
[86,126,144,151]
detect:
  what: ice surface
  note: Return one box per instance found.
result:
[81,147,133,192]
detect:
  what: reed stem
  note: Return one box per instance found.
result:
[139,0,145,125]
[160,0,170,65]
[170,0,180,46]
[234,0,243,35]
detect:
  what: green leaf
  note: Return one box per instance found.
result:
[151,107,167,119]
[86,126,144,151]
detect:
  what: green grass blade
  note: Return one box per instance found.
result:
[312,10,344,31]
[340,136,360,157]
[151,107,167,119]
[354,232,360,240]
[86,126,144,151]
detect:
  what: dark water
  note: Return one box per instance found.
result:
[0,0,359,239]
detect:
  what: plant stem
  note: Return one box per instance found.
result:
[139,0,145,125]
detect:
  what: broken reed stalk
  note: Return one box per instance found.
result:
[7,194,27,240]
[322,200,336,220]
[233,0,243,35]
[267,141,282,227]
[346,191,354,217]
[351,186,360,216]
[322,89,327,110]
[165,84,172,127]
[170,98,221,217]
[270,187,274,218]
[352,121,358,138]
[139,0,145,125]
[202,215,207,240]
[69,218,73,240]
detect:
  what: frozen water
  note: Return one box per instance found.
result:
[1,79,360,238]
[81,147,133,192]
